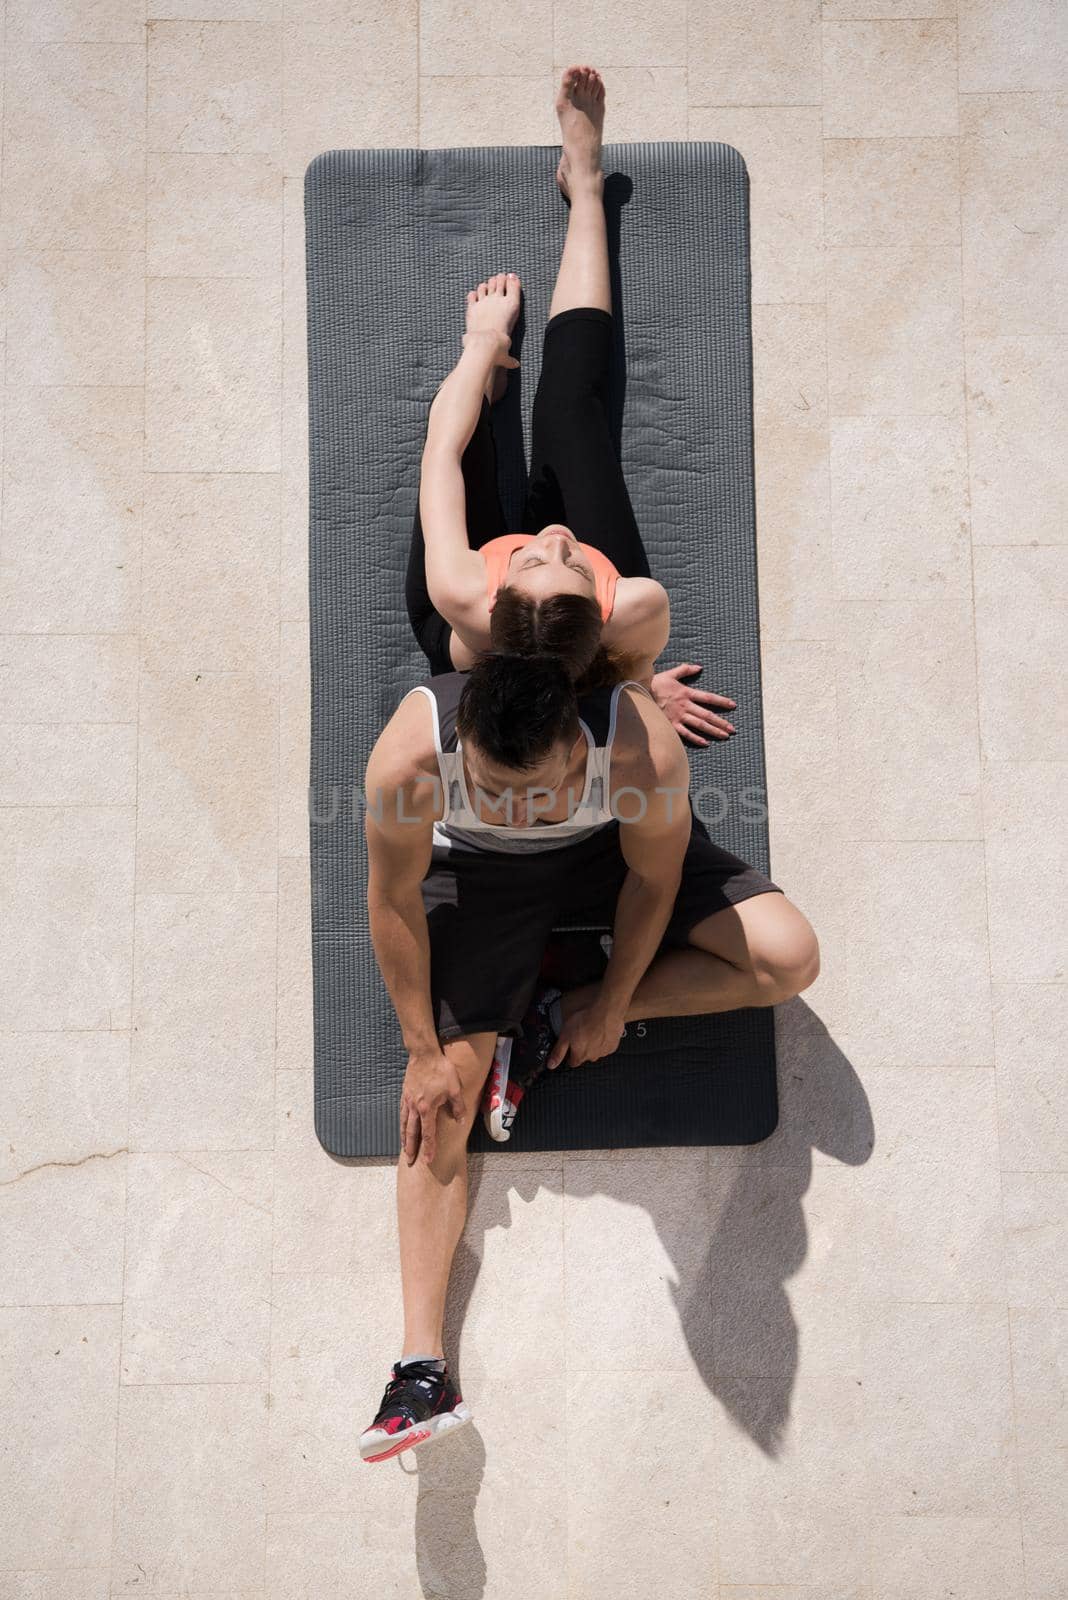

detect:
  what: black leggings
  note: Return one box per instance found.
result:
[405,306,650,673]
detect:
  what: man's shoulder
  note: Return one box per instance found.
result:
[576,677,652,727]
[369,684,442,783]
[603,682,689,788]
[388,671,467,722]
[574,677,644,742]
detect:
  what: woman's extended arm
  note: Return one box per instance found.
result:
[425,329,517,456]
[420,331,519,623]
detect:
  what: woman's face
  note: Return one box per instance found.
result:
[505,525,597,602]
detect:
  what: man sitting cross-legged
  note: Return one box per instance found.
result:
[356,654,819,1464]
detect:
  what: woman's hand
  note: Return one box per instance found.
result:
[650,663,737,747]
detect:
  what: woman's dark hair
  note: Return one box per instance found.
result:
[456,652,579,773]
[489,585,627,692]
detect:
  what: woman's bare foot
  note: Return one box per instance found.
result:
[465,271,522,404]
[554,65,606,200]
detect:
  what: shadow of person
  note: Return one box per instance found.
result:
[399,997,870,1595]
[683,999,871,1457]
[405,1406,487,1599]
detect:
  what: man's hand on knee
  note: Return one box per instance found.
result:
[400,1048,467,1166]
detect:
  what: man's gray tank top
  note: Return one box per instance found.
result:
[403,670,649,855]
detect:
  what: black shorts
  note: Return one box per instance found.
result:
[421,811,782,1042]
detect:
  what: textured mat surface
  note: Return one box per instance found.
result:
[305,142,777,1157]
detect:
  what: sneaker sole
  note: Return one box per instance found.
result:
[359,1401,473,1464]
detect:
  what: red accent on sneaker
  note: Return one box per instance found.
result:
[365,1426,432,1463]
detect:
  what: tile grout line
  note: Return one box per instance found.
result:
[266,4,290,1592]
[819,72,845,1000]
[818,50,869,1587]
[816,12,874,1595]
[0,0,5,578]
[954,35,1030,1589]
[106,10,150,1592]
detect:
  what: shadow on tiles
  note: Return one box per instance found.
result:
[383,998,871,1599]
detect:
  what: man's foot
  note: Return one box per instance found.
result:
[554,65,606,201]
[359,1359,472,1464]
[465,271,521,404]
[480,983,562,1142]
[510,982,564,1089]
[481,1034,526,1142]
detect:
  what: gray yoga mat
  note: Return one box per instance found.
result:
[305,141,777,1157]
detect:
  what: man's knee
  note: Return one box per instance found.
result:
[439,1032,496,1135]
[752,907,820,1003]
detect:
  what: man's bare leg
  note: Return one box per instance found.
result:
[396,1031,496,1358]
[561,891,821,1026]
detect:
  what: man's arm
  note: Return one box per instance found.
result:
[363,699,465,1164]
[547,688,692,1069]
[364,797,438,1057]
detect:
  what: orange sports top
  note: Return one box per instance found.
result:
[479,534,619,623]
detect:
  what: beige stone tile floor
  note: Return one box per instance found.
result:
[0,0,1065,1595]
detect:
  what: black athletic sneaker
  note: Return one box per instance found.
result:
[510,982,564,1089]
[359,1360,472,1464]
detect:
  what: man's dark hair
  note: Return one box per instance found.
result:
[456,652,580,773]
